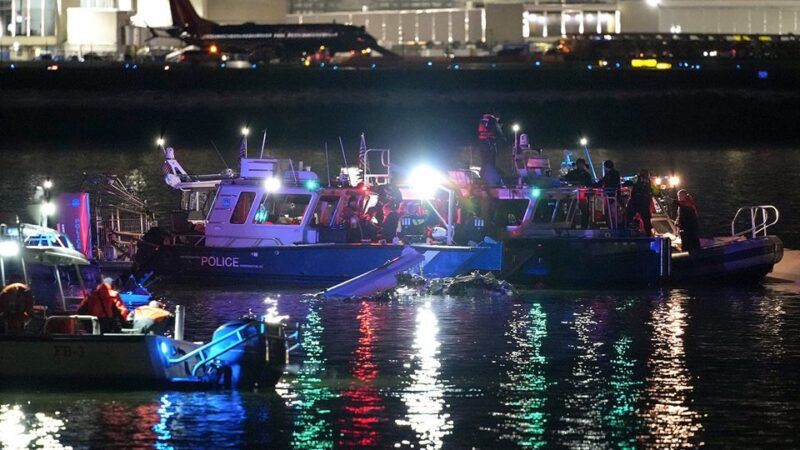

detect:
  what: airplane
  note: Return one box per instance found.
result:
[166,0,398,63]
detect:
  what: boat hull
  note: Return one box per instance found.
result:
[0,334,201,388]
[670,236,783,283]
[137,241,503,285]
[503,237,669,286]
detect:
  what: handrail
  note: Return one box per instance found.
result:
[44,315,101,335]
[730,205,780,238]
[167,321,256,367]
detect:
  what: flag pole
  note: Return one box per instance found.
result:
[324,141,331,187]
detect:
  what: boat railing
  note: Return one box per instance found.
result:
[730,205,780,238]
[363,149,391,186]
[167,320,290,376]
[44,315,101,335]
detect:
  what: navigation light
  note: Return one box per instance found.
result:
[43,179,53,190]
[580,137,588,146]
[241,127,249,136]
[531,188,541,198]
[304,179,320,190]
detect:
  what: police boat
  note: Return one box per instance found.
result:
[1,227,294,390]
[135,141,502,285]
[485,135,783,286]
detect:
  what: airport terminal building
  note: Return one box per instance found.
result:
[4,0,800,59]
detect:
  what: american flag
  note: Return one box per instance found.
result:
[238,135,247,159]
[358,132,368,173]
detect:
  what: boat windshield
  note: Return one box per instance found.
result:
[252,193,312,225]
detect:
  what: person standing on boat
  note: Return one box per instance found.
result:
[78,281,129,333]
[594,160,622,228]
[563,158,594,229]
[626,169,654,237]
[0,282,34,334]
[676,189,701,251]
[342,196,363,243]
[477,113,505,186]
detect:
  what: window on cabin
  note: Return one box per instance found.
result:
[312,195,341,227]
[493,199,529,227]
[532,198,559,224]
[253,193,312,225]
[230,192,256,224]
[553,198,574,223]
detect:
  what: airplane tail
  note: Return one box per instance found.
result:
[169,0,216,36]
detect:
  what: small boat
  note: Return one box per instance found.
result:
[0,228,293,390]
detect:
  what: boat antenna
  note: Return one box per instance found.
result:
[580,137,598,181]
[259,129,267,158]
[210,140,230,170]
[324,141,331,187]
[338,136,348,167]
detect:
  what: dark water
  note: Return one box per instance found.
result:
[3,286,800,448]
[2,102,800,447]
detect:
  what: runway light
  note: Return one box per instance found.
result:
[580,137,588,146]
[157,137,165,146]
[669,175,680,187]
[241,127,249,136]
[408,165,443,199]
[0,240,19,257]
[263,177,281,192]
[41,202,56,216]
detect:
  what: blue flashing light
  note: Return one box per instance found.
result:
[251,63,257,69]
[427,60,433,67]
[587,64,593,70]
[220,63,226,68]
[304,179,320,190]
[133,64,138,69]
[453,64,460,70]
[9,64,15,69]
[758,70,768,79]
[160,341,169,356]
[615,62,621,68]
[320,62,326,67]
[531,188,541,198]
[371,63,376,69]
[124,63,129,69]
[332,65,338,70]
[736,64,741,70]
[534,60,541,67]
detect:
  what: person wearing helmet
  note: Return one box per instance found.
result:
[131,300,174,335]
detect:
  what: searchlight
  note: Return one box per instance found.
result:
[157,137,165,147]
[43,179,53,190]
[580,137,588,146]
[241,127,250,136]
[0,240,19,257]
[41,202,56,217]
[669,175,680,188]
[263,177,281,192]
[408,165,444,199]
[512,124,520,132]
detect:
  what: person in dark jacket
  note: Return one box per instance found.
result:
[477,113,505,186]
[676,189,701,251]
[564,158,594,228]
[595,160,622,228]
[626,169,654,236]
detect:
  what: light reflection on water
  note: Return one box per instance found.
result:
[640,292,702,448]
[395,300,453,449]
[1,286,798,448]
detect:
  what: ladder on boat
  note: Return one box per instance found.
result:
[167,320,299,376]
[730,205,780,238]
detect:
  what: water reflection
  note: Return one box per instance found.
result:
[338,300,385,447]
[640,292,702,448]
[499,302,549,448]
[606,335,643,449]
[278,302,337,449]
[558,303,607,447]
[396,301,453,449]
[0,405,68,449]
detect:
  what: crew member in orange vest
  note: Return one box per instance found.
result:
[131,301,173,335]
[78,281,129,333]
[0,283,34,334]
